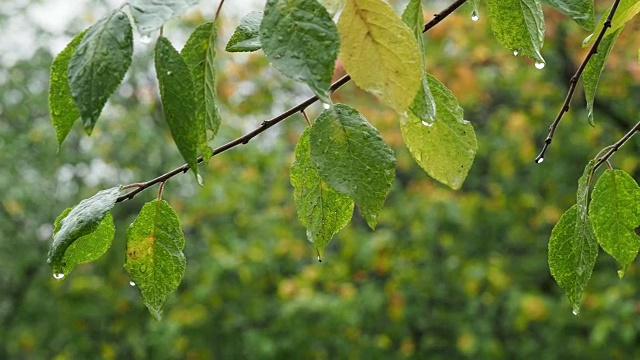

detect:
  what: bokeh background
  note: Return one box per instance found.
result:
[2,0,640,358]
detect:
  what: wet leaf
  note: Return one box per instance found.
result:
[400,75,477,190]
[337,0,421,113]
[155,36,204,181]
[67,10,133,134]
[226,11,263,52]
[129,0,199,35]
[309,104,396,229]
[541,0,594,31]
[585,0,640,46]
[47,187,123,274]
[583,29,622,125]
[291,129,354,257]
[260,0,340,103]
[125,200,186,320]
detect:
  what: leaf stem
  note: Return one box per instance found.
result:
[116,0,468,203]
[535,0,622,163]
[593,120,640,170]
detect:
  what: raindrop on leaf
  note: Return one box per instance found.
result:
[421,120,433,127]
[129,281,136,286]
[534,61,545,69]
[572,307,580,316]
[53,273,65,280]
[513,50,519,56]
[322,103,331,110]
[535,157,544,164]
[471,10,479,22]
[140,35,152,44]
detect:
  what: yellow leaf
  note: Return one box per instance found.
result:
[337,0,421,113]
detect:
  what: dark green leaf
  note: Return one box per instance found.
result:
[155,36,205,182]
[291,129,354,257]
[47,187,123,275]
[181,21,221,155]
[310,104,396,229]
[260,0,340,103]
[487,0,546,65]
[590,169,640,276]
[129,0,199,35]
[541,0,594,31]
[68,10,133,134]
[400,75,477,190]
[125,200,186,320]
[337,0,421,113]
[583,29,622,125]
[548,204,598,315]
[225,11,263,52]
[49,29,86,147]
[402,0,436,123]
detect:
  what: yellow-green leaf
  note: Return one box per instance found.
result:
[487,0,545,64]
[337,0,421,113]
[125,200,186,320]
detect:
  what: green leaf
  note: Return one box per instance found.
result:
[51,208,116,276]
[583,29,622,125]
[260,0,340,103]
[129,0,199,35]
[590,169,640,276]
[125,200,186,320]
[49,29,86,148]
[291,129,354,257]
[309,104,396,229]
[487,0,546,64]
[155,36,205,182]
[548,204,598,315]
[541,0,595,31]
[337,0,422,113]
[585,0,640,46]
[181,21,221,155]
[402,0,436,124]
[68,9,133,134]
[47,187,123,275]
[225,11,263,52]
[399,75,477,190]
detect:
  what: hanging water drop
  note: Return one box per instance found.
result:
[617,269,625,279]
[140,34,152,44]
[534,61,545,69]
[53,273,65,280]
[471,10,479,22]
[572,307,580,316]
[196,173,204,186]
[513,50,519,56]
[166,71,172,76]
[129,281,136,287]
[421,120,433,127]
[536,157,544,164]
[322,103,331,110]
[317,255,322,263]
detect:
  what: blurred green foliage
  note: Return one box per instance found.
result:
[2,2,640,359]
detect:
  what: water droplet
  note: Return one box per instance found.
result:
[322,103,331,110]
[421,120,433,127]
[572,307,580,316]
[129,281,136,286]
[317,255,322,263]
[166,71,172,76]
[536,157,544,164]
[617,269,625,279]
[534,61,545,69]
[140,35,152,44]
[53,273,65,280]
[471,10,479,22]
[513,50,519,56]
[196,173,204,186]
[576,266,584,275]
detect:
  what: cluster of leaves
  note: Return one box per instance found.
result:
[46,0,640,318]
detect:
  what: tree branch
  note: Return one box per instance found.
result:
[593,120,640,170]
[535,0,622,164]
[117,0,468,203]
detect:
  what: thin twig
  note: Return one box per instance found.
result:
[214,0,226,22]
[535,0,623,163]
[301,110,311,127]
[593,120,640,170]
[116,0,468,203]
